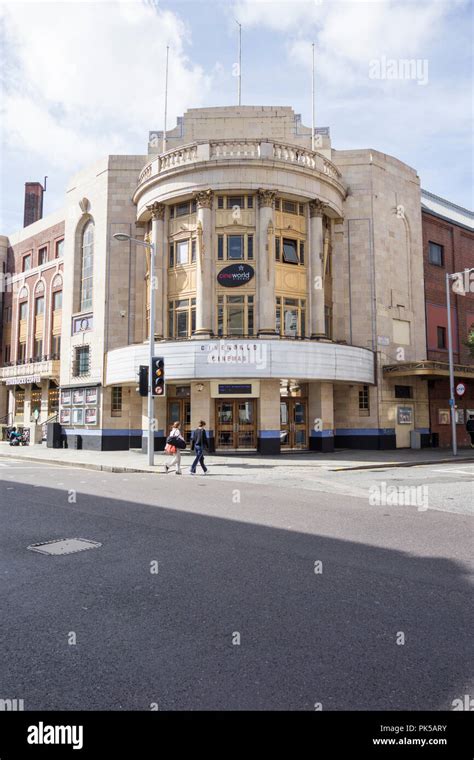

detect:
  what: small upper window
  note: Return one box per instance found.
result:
[395,385,413,399]
[19,301,28,321]
[282,238,299,265]
[22,254,31,272]
[437,326,447,349]
[282,200,297,214]
[38,247,48,265]
[175,202,190,217]
[428,242,444,267]
[55,239,64,259]
[228,196,244,209]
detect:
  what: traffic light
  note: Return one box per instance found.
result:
[138,365,148,397]
[151,356,165,397]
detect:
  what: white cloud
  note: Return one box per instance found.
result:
[0,0,212,171]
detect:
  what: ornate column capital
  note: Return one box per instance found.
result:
[147,202,166,221]
[257,189,276,209]
[195,189,214,210]
[309,199,327,218]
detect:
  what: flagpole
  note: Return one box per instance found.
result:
[236,20,242,106]
[163,45,169,153]
[311,43,315,151]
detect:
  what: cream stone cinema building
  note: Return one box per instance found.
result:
[1,105,431,453]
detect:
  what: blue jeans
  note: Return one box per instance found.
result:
[191,444,207,473]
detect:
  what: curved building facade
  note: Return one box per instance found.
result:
[2,106,437,453]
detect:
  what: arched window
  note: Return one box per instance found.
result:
[80,220,94,311]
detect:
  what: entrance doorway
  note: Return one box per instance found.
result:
[167,399,192,443]
[280,398,308,449]
[395,404,414,448]
[215,399,256,450]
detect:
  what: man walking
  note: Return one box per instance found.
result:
[190,420,209,475]
[466,413,474,448]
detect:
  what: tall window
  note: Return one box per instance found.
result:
[437,326,447,349]
[53,290,63,310]
[111,387,123,417]
[80,221,94,311]
[19,301,28,321]
[217,295,254,337]
[275,237,305,265]
[55,239,64,259]
[359,385,370,415]
[168,298,196,338]
[276,297,306,337]
[73,345,90,376]
[34,296,44,316]
[428,242,444,266]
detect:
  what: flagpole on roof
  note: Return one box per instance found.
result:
[311,42,315,151]
[163,45,169,153]
[236,20,242,106]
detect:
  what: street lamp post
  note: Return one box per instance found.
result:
[445,267,474,458]
[445,271,457,456]
[113,232,156,466]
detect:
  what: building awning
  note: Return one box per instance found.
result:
[383,361,474,379]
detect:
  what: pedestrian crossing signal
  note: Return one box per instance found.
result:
[152,357,165,397]
[138,365,148,397]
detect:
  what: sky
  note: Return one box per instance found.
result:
[0,0,472,232]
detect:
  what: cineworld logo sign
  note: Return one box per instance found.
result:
[217,263,254,287]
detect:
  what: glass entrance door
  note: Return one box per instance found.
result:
[280,398,308,449]
[216,400,256,449]
[167,399,192,443]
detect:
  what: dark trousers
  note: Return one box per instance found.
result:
[191,444,207,473]
[469,432,474,446]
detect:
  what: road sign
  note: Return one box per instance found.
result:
[456,382,466,397]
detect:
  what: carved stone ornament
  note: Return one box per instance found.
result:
[195,190,214,209]
[146,202,165,221]
[257,189,276,208]
[309,199,327,218]
[78,197,90,214]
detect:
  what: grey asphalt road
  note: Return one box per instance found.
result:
[0,460,472,711]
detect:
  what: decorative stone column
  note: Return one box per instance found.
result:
[194,190,214,338]
[257,189,276,337]
[147,202,165,339]
[309,199,326,339]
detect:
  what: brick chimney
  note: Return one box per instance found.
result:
[23,181,45,227]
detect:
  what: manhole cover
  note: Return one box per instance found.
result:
[27,538,102,556]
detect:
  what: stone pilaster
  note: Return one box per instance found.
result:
[309,199,326,339]
[257,189,276,337]
[308,381,334,452]
[194,190,214,337]
[147,202,165,339]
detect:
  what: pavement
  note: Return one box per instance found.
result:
[0,458,472,711]
[0,441,473,475]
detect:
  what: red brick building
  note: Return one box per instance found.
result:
[421,190,474,448]
[0,208,64,437]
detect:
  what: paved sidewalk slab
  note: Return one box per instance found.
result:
[0,442,472,476]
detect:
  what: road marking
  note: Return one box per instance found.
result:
[430,468,474,476]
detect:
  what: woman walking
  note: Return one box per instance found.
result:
[165,421,185,474]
